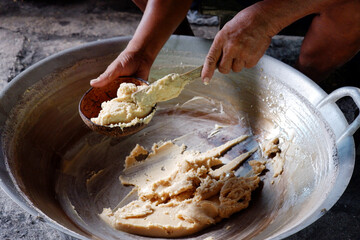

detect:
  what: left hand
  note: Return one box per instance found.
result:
[90,47,153,88]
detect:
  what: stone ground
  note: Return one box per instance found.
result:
[0,0,359,239]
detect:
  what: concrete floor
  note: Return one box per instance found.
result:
[0,0,359,239]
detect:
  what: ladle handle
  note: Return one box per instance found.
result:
[317,87,360,143]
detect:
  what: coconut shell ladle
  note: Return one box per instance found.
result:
[79,66,203,137]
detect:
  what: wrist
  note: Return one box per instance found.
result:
[250,2,291,37]
[233,3,281,38]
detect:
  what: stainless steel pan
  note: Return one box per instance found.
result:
[0,36,359,239]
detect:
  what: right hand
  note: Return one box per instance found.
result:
[201,4,278,84]
[90,48,153,88]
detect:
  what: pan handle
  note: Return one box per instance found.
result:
[317,87,360,143]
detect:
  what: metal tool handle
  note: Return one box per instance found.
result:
[317,87,360,143]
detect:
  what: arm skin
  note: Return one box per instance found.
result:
[91,0,344,87]
[201,0,343,83]
[90,0,193,87]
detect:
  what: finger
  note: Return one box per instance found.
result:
[217,48,233,74]
[244,41,270,69]
[90,57,124,87]
[232,58,244,72]
[90,62,122,87]
[244,58,258,69]
[202,42,222,84]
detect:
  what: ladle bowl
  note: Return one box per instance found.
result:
[79,76,155,137]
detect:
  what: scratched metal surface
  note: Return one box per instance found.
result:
[0,36,356,240]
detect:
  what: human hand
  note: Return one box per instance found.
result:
[90,48,153,88]
[202,5,277,84]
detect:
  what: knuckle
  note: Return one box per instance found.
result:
[227,41,238,50]
[232,58,243,71]
[245,59,258,68]
[99,72,110,80]
[232,65,242,72]
[213,33,225,45]
[100,68,117,80]
[206,55,218,66]
[218,65,230,74]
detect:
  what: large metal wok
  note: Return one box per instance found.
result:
[0,36,359,239]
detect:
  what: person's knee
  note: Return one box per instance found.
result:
[321,0,360,35]
[298,1,360,76]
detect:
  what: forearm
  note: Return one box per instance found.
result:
[252,0,344,36]
[127,0,193,63]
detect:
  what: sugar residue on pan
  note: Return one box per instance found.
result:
[100,135,266,237]
[99,131,286,237]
